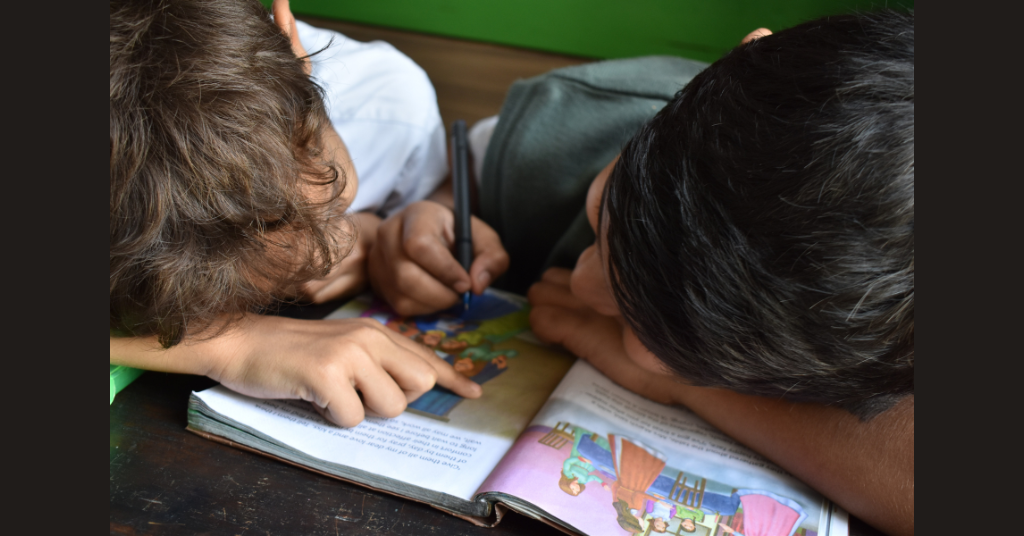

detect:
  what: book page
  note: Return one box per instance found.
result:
[193,290,575,502]
[195,387,510,500]
[477,361,844,536]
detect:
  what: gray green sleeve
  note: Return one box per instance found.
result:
[479,56,706,294]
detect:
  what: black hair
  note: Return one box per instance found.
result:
[605,10,914,419]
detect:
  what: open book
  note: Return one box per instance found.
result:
[188,290,847,536]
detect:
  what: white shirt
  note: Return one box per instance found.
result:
[296,21,448,216]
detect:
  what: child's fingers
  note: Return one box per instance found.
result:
[530,302,617,358]
[468,218,510,294]
[373,215,460,315]
[380,347,443,401]
[530,305,661,398]
[528,279,590,312]
[353,363,410,419]
[311,381,366,428]
[541,267,573,286]
[429,356,484,399]
[529,303,588,347]
[401,206,474,294]
[377,326,481,399]
[392,260,461,313]
[402,231,471,294]
[301,266,364,304]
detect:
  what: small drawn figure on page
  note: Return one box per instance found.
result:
[613,499,641,532]
[415,329,446,349]
[558,474,586,497]
[462,347,518,384]
[613,497,675,534]
[384,317,420,338]
[646,499,678,532]
[672,503,704,533]
[649,516,671,533]
[558,426,612,496]
[438,338,469,353]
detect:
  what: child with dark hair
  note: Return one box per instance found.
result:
[109,0,481,426]
[372,11,913,535]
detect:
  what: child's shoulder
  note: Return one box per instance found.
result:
[296,20,438,129]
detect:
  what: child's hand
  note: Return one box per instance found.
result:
[205,314,482,427]
[300,212,381,304]
[369,200,509,316]
[528,268,683,406]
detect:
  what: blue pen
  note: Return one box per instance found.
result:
[451,120,473,311]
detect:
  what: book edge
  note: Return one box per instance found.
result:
[186,425,505,528]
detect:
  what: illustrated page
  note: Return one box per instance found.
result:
[477,361,847,536]
[194,290,576,501]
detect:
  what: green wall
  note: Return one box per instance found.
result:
[279,0,912,63]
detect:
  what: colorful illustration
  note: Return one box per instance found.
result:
[358,293,531,421]
[558,425,612,496]
[480,421,816,536]
[326,290,576,439]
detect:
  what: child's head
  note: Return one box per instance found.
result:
[110,0,354,346]
[580,11,914,418]
[558,473,584,496]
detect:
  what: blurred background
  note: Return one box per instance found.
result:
[265,0,914,146]
[268,0,913,64]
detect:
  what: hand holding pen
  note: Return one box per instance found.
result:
[367,120,510,317]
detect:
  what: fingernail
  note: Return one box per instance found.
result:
[477,270,491,288]
[454,281,470,293]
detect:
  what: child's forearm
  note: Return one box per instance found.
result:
[672,387,914,536]
[112,314,483,427]
[109,329,230,377]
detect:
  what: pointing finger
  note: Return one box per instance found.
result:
[377,324,481,399]
[429,354,483,399]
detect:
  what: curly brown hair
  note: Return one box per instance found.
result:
[557,473,584,496]
[110,0,351,347]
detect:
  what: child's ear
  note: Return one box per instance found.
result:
[272,0,311,75]
[741,28,772,45]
